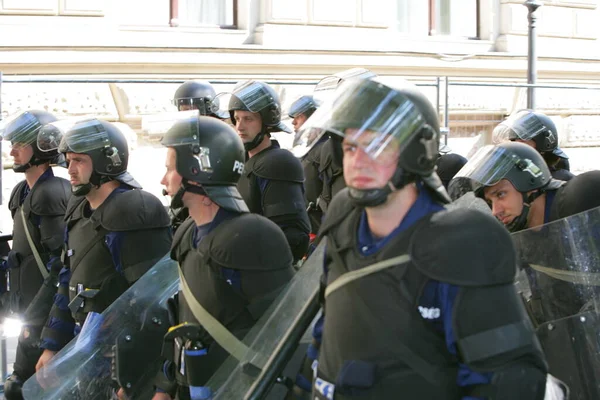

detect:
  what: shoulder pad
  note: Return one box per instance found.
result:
[8,181,27,212]
[171,217,195,262]
[550,170,600,221]
[201,214,292,271]
[96,190,171,231]
[318,188,356,236]
[27,177,71,216]
[65,195,86,223]
[252,148,304,183]
[410,208,516,287]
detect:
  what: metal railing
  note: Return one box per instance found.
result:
[3,73,600,202]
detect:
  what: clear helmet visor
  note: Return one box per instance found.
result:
[313,68,377,106]
[288,96,316,118]
[37,119,83,152]
[291,126,327,159]
[160,111,202,148]
[174,97,229,119]
[494,112,548,143]
[0,111,44,145]
[57,119,113,154]
[220,81,275,113]
[455,145,523,187]
[301,78,427,165]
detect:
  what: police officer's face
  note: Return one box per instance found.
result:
[9,142,33,165]
[66,152,93,186]
[161,148,183,197]
[342,129,400,190]
[292,114,308,133]
[483,179,524,225]
[233,110,262,143]
[178,104,194,111]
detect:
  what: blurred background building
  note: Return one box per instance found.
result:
[1,0,599,165]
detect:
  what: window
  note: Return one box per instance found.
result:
[170,0,236,28]
[0,0,104,16]
[395,0,478,38]
[266,0,388,28]
[431,0,478,38]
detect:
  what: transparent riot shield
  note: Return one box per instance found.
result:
[22,255,178,400]
[512,206,600,400]
[199,240,326,399]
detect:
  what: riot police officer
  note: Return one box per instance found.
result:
[173,80,229,118]
[35,118,172,371]
[170,80,229,231]
[435,152,467,190]
[289,95,317,134]
[493,110,574,181]
[301,68,376,215]
[454,141,565,233]
[154,116,295,399]
[289,95,323,235]
[224,80,310,262]
[304,78,548,399]
[0,111,71,399]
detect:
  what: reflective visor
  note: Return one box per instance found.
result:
[288,96,316,118]
[228,81,274,113]
[313,68,376,106]
[58,119,111,154]
[503,111,547,141]
[300,79,426,164]
[291,127,327,159]
[37,120,81,153]
[492,123,517,144]
[161,113,201,147]
[174,98,229,119]
[454,145,519,187]
[1,112,43,145]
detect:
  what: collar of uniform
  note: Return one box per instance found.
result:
[192,208,240,248]
[85,184,132,215]
[543,189,557,225]
[21,167,55,205]
[357,183,445,256]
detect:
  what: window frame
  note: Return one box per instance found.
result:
[428,0,480,39]
[0,0,104,16]
[169,0,238,29]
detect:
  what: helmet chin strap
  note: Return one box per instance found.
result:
[348,168,414,208]
[170,181,207,209]
[505,190,544,233]
[71,172,105,197]
[243,127,268,152]
[12,154,45,173]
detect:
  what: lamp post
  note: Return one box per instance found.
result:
[524,1,543,109]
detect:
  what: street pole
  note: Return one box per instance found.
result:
[524,1,542,110]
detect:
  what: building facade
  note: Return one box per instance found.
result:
[1,0,599,170]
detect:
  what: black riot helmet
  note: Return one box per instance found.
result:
[299,77,449,207]
[492,110,567,157]
[454,141,564,232]
[292,68,377,159]
[313,68,377,106]
[436,153,467,189]
[224,80,292,151]
[288,95,317,119]
[1,110,59,172]
[56,118,141,196]
[173,80,229,119]
[161,116,249,213]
